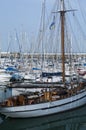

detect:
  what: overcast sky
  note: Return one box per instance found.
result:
[0,0,55,52]
[0,0,86,52]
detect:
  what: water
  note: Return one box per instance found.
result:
[0,105,86,130]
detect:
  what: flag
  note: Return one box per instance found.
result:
[49,16,55,30]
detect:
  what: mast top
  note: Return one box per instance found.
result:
[60,0,64,11]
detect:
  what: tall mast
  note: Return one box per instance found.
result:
[60,0,65,83]
[41,0,46,72]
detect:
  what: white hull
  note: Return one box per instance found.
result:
[0,90,86,118]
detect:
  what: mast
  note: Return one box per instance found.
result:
[41,0,46,73]
[60,0,65,83]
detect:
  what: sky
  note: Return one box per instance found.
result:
[0,0,55,52]
[0,0,86,53]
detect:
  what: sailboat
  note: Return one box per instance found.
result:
[0,0,86,118]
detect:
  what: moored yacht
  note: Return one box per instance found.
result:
[0,0,86,118]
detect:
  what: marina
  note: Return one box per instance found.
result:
[0,0,86,118]
[0,0,86,129]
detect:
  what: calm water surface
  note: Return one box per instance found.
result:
[0,105,86,130]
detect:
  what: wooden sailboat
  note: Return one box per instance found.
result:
[0,0,86,118]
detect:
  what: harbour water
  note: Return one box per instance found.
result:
[0,104,86,130]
